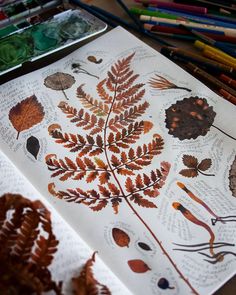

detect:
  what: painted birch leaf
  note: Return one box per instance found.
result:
[138,242,152,251]
[9,95,44,139]
[229,156,236,197]
[198,158,212,171]
[72,252,111,295]
[127,259,151,273]
[112,228,130,247]
[26,135,40,159]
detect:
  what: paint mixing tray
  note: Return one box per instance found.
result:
[0,9,107,74]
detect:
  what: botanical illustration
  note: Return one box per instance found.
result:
[71,63,99,79]
[0,193,61,294]
[26,135,40,159]
[157,278,175,290]
[229,155,236,197]
[179,155,214,178]
[9,95,44,139]
[72,252,111,295]
[45,53,199,293]
[173,182,236,264]
[87,55,103,64]
[165,97,236,140]
[112,228,130,248]
[44,72,75,100]
[148,74,191,92]
[127,259,151,273]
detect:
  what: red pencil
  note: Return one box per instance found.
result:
[219,88,236,105]
[144,24,236,43]
[219,74,236,89]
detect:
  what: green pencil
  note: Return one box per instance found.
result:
[130,7,180,20]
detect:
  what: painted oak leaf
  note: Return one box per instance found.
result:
[9,95,44,139]
[179,154,214,178]
[72,252,111,295]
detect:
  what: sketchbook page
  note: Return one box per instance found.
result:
[0,150,131,295]
[0,26,236,295]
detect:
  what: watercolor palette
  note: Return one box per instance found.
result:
[0,8,107,74]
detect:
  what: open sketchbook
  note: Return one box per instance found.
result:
[0,26,236,295]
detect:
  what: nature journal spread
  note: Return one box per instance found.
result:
[0,27,236,295]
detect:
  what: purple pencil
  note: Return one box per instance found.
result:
[134,0,208,15]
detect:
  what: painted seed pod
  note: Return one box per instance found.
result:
[112,228,130,247]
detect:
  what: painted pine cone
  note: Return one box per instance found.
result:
[229,155,236,197]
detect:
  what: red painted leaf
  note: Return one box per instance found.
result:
[127,259,151,273]
[112,228,130,247]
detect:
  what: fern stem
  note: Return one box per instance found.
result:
[103,71,198,295]
[124,198,198,295]
[175,86,191,92]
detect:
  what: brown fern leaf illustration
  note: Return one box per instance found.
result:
[149,74,191,92]
[0,193,61,295]
[72,252,111,295]
[46,53,198,293]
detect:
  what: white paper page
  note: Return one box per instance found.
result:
[0,27,236,295]
[0,150,131,294]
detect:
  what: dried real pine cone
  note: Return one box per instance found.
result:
[165,96,216,140]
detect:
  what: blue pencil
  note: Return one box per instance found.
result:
[148,7,236,28]
[180,24,236,57]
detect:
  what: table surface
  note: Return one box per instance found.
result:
[1,0,236,294]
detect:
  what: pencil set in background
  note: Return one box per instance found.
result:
[130,0,236,105]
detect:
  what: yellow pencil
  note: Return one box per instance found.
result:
[202,48,236,69]
[194,40,236,65]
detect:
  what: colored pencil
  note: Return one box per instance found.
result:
[202,48,236,68]
[140,15,236,37]
[184,62,236,97]
[160,46,236,76]
[116,0,142,29]
[194,40,236,63]
[144,23,236,43]
[130,7,183,20]
[147,7,236,28]
[134,0,207,14]
[174,0,236,13]
[219,74,236,88]
[218,88,236,104]
[180,24,236,57]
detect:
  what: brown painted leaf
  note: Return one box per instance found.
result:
[179,168,198,178]
[112,228,130,247]
[94,157,107,169]
[198,158,212,171]
[182,155,198,168]
[9,95,44,139]
[127,259,151,273]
